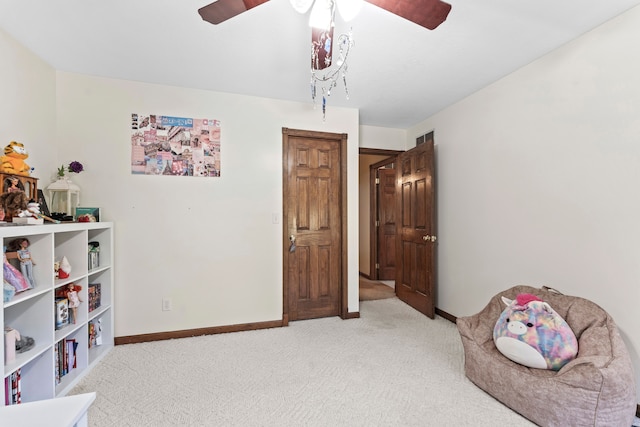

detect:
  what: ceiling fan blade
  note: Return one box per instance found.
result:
[198,0,270,25]
[365,0,451,30]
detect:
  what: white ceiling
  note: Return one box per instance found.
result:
[1,0,639,128]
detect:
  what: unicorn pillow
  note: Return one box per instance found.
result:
[493,293,578,371]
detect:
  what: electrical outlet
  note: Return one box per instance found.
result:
[162,298,172,311]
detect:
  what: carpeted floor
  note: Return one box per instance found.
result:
[70,298,536,426]
[359,276,395,301]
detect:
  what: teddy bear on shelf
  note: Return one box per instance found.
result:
[0,141,31,176]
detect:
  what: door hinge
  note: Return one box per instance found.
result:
[375,177,380,185]
[375,220,380,227]
[375,263,380,270]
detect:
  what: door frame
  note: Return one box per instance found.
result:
[359,148,403,281]
[282,128,348,325]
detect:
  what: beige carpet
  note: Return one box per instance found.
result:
[359,277,395,301]
[70,298,535,426]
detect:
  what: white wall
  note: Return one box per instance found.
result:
[53,73,360,336]
[359,125,406,151]
[409,6,640,400]
[0,29,57,179]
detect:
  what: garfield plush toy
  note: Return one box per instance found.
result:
[1,141,31,176]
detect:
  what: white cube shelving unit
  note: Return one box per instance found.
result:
[1,222,114,405]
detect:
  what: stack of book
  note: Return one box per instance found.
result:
[54,338,78,384]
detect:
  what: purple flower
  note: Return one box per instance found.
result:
[68,161,84,174]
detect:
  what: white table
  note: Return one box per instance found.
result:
[0,392,96,427]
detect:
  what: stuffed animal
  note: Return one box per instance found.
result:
[0,191,29,221]
[0,141,31,176]
[493,293,578,371]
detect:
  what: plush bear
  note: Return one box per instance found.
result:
[0,141,31,176]
[493,293,578,371]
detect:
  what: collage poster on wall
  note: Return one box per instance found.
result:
[131,113,221,177]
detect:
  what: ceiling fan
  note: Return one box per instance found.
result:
[198,0,452,31]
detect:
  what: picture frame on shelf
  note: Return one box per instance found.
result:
[75,207,100,222]
[37,189,51,217]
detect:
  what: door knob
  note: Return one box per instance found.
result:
[289,235,296,253]
[422,235,430,241]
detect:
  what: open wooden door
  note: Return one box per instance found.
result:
[395,139,436,318]
[283,128,348,322]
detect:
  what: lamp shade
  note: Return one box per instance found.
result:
[336,0,363,21]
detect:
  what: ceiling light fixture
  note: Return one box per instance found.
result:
[291,0,361,120]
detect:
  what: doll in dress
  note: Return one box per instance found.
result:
[65,283,82,324]
[7,237,36,289]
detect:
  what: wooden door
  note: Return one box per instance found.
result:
[395,139,436,318]
[376,168,396,280]
[283,128,347,322]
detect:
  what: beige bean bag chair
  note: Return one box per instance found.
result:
[457,285,636,427]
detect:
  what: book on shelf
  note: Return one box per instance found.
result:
[4,369,21,405]
[88,283,101,312]
[55,298,70,330]
[88,318,103,349]
[55,338,79,383]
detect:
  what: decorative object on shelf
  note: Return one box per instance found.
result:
[15,333,35,354]
[47,161,83,218]
[3,281,15,302]
[3,250,32,292]
[6,176,21,193]
[0,173,39,204]
[88,318,102,348]
[64,283,82,324]
[0,190,29,222]
[46,178,80,219]
[57,255,71,279]
[57,161,84,177]
[88,242,100,270]
[36,189,50,216]
[55,298,69,330]
[88,283,101,312]
[14,200,45,224]
[76,207,100,223]
[0,141,31,176]
[4,326,20,364]
[7,237,37,289]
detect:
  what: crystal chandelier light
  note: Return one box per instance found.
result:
[290,0,363,119]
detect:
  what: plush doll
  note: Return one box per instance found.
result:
[0,190,29,221]
[493,293,578,371]
[0,141,31,176]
